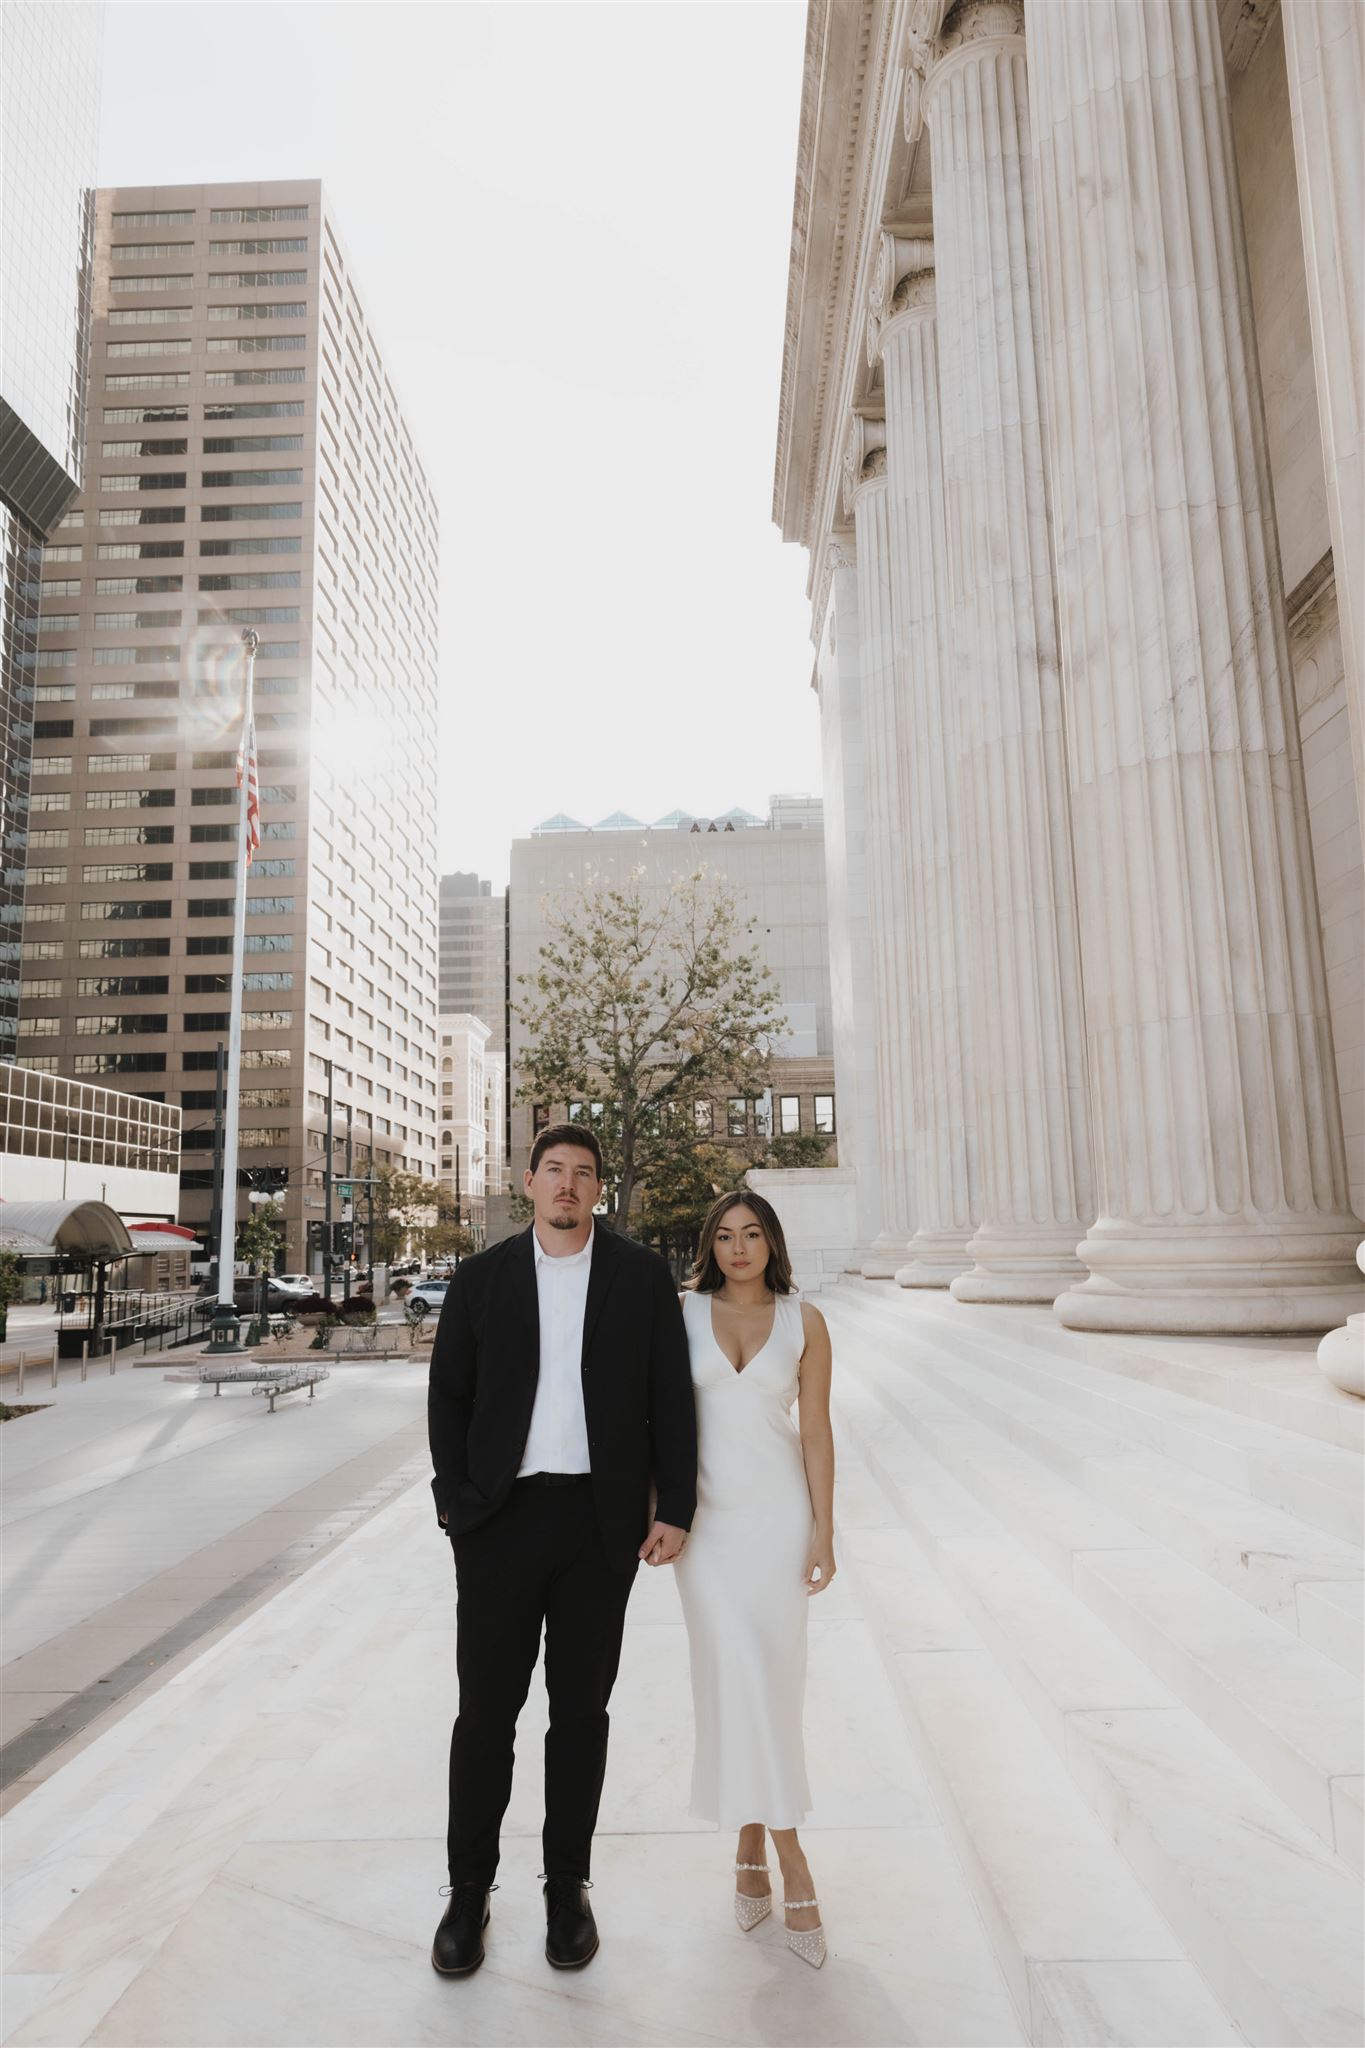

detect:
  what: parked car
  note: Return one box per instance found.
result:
[277,1274,314,1292]
[232,1275,311,1310]
[407,1278,449,1313]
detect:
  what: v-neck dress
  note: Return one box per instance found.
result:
[673,1289,814,1828]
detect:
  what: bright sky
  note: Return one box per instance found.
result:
[97,0,818,887]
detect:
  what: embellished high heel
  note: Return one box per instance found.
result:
[783,1895,826,1968]
[733,1861,772,1932]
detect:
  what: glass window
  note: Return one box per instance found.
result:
[209,205,308,224]
[208,237,308,255]
[207,302,307,321]
[200,500,301,523]
[693,1100,714,1136]
[813,1094,836,1134]
[201,468,302,488]
[112,209,195,227]
[780,1095,801,1135]
[727,1098,747,1137]
[205,335,306,355]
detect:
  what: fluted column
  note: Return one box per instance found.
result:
[817,534,886,1266]
[869,234,978,1285]
[845,418,917,1276]
[1282,0,1364,826]
[1028,0,1363,1332]
[912,0,1095,1303]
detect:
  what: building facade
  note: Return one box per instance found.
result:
[0,2,101,1063]
[0,1061,180,1220]
[776,0,1363,1344]
[18,180,441,1270]
[508,800,836,1188]
[438,870,505,1049]
[437,1012,490,1239]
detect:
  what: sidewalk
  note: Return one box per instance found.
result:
[0,1402,1019,2047]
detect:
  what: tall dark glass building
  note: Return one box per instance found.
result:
[0,2,102,1059]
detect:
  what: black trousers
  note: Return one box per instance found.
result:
[447,1478,636,1886]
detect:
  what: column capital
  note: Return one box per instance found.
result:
[842,416,887,516]
[905,0,1024,141]
[867,232,935,363]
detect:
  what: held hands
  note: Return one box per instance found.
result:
[638,1520,687,1567]
[804,1534,837,1595]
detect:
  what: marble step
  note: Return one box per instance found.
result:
[836,1384,1365,2046]
[839,1279,1364,1452]
[841,1525,1242,2048]
[835,1366,1362,1864]
[825,1291,1364,1654]
[831,1282,1362,1545]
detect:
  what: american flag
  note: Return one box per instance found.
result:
[236,704,260,866]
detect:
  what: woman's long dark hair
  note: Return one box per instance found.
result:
[689,1190,795,1295]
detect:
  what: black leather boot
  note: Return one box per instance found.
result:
[543,1875,599,1968]
[432,1881,492,1975]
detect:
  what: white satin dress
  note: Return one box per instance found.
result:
[673,1289,814,1828]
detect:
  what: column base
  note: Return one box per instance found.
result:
[897,1228,974,1289]
[1055,1219,1365,1336]
[1317,1314,1364,1397]
[949,1226,1086,1305]
[862,1236,907,1280]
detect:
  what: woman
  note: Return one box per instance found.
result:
[672,1190,836,1967]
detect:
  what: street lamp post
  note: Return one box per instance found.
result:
[207,628,259,1354]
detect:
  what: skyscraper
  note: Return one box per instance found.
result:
[20,181,440,1271]
[438,870,505,1048]
[0,1,101,1061]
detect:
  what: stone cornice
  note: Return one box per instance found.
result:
[772,0,906,558]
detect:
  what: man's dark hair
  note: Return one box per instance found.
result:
[528,1120,604,1178]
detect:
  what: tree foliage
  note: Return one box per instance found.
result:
[370,1166,441,1264]
[236,1199,283,1274]
[515,869,785,1228]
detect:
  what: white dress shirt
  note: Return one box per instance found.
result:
[518,1224,594,1475]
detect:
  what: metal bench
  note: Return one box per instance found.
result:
[252,1366,329,1413]
[328,1323,404,1360]
[197,1361,329,1411]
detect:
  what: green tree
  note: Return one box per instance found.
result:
[369,1166,439,1264]
[236,1199,283,1275]
[515,869,784,1230]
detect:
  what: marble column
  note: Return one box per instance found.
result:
[869,234,978,1285]
[1028,0,1363,1332]
[1282,0,1364,827]
[913,0,1096,1303]
[845,417,917,1276]
[816,533,886,1267]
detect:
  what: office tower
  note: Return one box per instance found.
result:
[438,870,505,1049]
[0,1,101,1060]
[508,798,835,1186]
[21,180,440,1271]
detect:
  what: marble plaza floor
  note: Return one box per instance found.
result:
[1,1285,1362,2047]
[1,1353,1023,2048]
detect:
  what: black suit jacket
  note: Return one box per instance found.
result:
[427,1225,697,1574]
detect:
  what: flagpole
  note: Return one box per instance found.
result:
[209,627,258,1350]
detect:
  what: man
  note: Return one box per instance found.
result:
[427,1122,697,1976]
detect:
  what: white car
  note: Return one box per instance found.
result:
[276,1275,314,1293]
[407,1278,449,1313]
